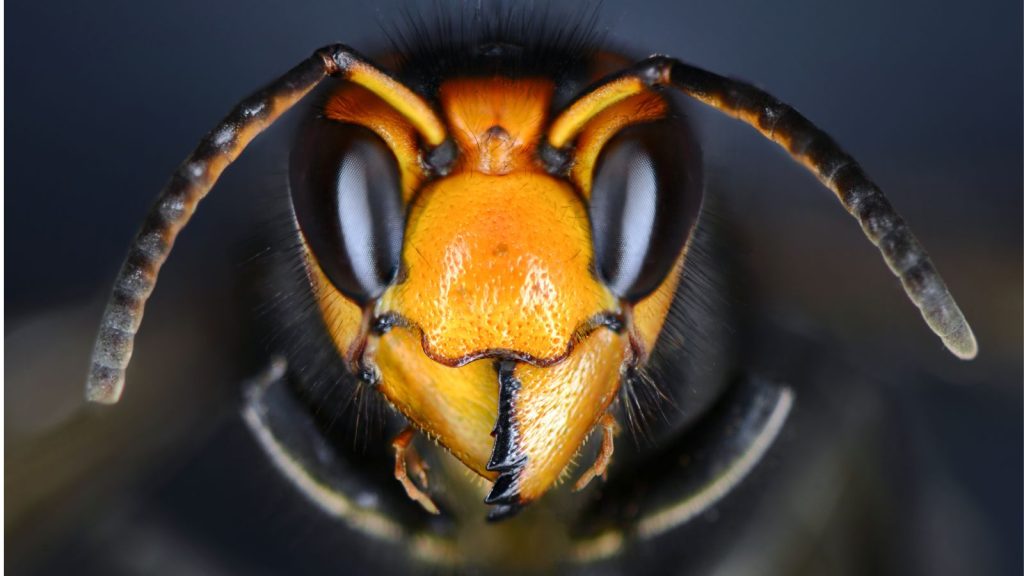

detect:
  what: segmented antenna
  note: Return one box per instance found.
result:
[87,45,449,404]
[549,57,977,360]
[657,57,977,359]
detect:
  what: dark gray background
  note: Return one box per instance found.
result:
[7,0,1022,574]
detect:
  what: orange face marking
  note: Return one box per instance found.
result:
[512,328,626,502]
[380,171,617,364]
[345,60,447,147]
[370,328,499,478]
[548,75,649,148]
[439,78,555,175]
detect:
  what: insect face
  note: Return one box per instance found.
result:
[295,74,701,514]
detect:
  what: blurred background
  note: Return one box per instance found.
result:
[7,0,1021,574]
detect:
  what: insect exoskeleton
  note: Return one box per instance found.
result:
[86,19,976,523]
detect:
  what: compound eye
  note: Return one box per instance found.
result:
[589,120,703,302]
[290,121,404,305]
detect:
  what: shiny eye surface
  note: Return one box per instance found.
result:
[589,120,703,302]
[290,121,404,305]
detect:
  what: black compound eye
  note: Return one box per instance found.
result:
[589,120,703,302]
[290,121,404,305]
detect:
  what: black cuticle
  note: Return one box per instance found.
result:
[358,365,379,386]
[539,141,573,175]
[372,313,402,335]
[600,312,625,333]
[424,138,457,176]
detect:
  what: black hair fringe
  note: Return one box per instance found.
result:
[240,182,396,454]
[379,0,606,102]
[618,195,743,448]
